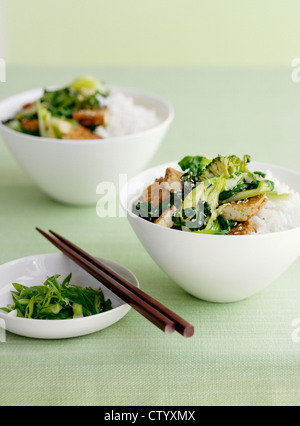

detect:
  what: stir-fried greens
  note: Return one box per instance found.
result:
[134,154,288,235]
[2,76,110,140]
[0,274,112,319]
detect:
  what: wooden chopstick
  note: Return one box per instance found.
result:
[48,229,194,338]
[36,228,193,337]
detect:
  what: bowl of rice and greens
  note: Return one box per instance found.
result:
[120,154,300,302]
[0,76,174,205]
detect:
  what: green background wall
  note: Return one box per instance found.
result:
[1,0,299,67]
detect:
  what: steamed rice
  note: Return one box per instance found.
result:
[250,170,300,233]
[95,93,161,138]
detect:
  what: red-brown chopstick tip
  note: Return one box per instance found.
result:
[165,323,176,334]
[183,326,195,338]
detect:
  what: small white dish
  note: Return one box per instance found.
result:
[0,253,139,339]
[0,86,174,205]
[120,161,300,303]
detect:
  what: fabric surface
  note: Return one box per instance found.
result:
[0,67,300,406]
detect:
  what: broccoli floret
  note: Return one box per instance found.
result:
[199,154,253,181]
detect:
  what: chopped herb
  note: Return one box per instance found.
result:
[0,274,112,320]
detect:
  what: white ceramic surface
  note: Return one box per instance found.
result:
[0,253,139,339]
[0,86,174,205]
[120,161,300,303]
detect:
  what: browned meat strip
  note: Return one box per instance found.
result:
[72,108,108,127]
[221,194,267,222]
[22,101,36,110]
[64,126,102,140]
[229,220,257,235]
[141,181,171,208]
[154,205,177,228]
[164,167,183,192]
[21,118,39,132]
[164,167,183,184]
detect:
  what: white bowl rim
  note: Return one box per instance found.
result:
[0,253,139,323]
[120,159,300,239]
[0,85,174,145]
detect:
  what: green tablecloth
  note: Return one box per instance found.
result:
[0,67,300,406]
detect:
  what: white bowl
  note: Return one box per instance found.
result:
[0,253,139,339]
[0,86,174,205]
[120,161,300,303]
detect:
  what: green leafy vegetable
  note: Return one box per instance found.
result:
[40,85,106,119]
[0,274,112,320]
[4,119,24,133]
[254,171,266,178]
[220,180,275,203]
[219,180,259,201]
[224,172,244,190]
[37,100,56,138]
[266,191,292,201]
[178,156,212,176]
[174,176,226,231]
[181,176,226,212]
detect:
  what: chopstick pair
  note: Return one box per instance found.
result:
[36,228,194,338]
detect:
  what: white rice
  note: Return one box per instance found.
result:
[250,170,300,233]
[94,92,161,138]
